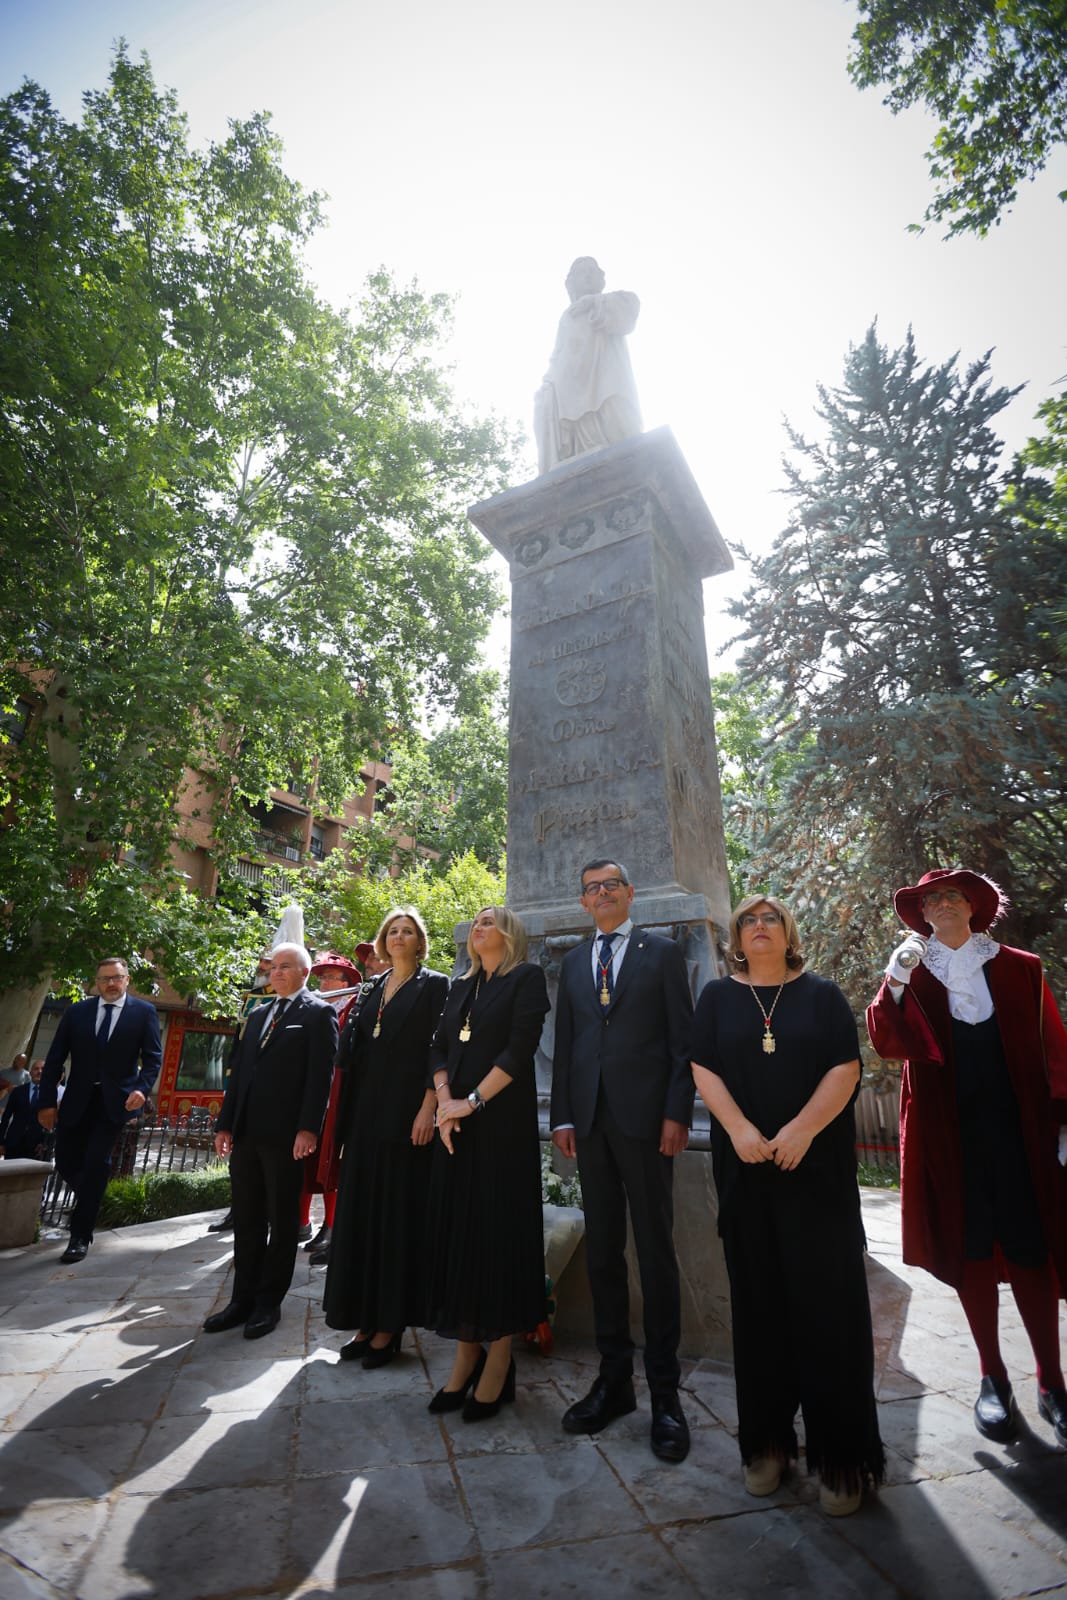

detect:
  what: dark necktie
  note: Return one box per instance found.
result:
[97,1003,115,1044]
[259,998,287,1050]
[597,934,617,1007]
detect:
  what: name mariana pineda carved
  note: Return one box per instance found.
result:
[511,750,663,797]
[533,798,639,843]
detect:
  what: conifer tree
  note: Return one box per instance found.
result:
[731,325,1067,998]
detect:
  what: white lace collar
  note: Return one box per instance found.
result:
[922,933,999,1024]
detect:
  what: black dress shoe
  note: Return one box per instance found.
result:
[309,1243,331,1267]
[650,1393,690,1462]
[296,1222,313,1243]
[362,1331,403,1369]
[60,1238,90,1264]
[463,1357,516,1422]
[207,1213,234,1233]
[429,1348,487,1413]
[304,1224,331,1253]
[243,1305,281,1340]
[338,1334,372,1363]
[1038,1383,1067,1447]
[561,1376,637,1435]
[203,1300,252,1333]
[974,1375,1017,1441]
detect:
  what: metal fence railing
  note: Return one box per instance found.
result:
[39,1109,221,1227]
[854,1082,901,1173]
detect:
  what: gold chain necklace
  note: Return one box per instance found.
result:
[458,972,484,1044]
[372,969,417,1037]
[748,980,786,1054]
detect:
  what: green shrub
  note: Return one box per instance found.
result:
[97,1165,231,1228]
[541,1143,583,1209]
[857,1161,899,1190]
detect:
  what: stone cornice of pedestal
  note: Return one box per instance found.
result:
[468,426,733,581]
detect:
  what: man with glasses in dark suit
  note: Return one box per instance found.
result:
[551,858,694,1461]
[38,957,162,1262]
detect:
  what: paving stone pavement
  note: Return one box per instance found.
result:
[0,1190,1064,1599]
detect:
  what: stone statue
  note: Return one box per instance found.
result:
[534,257,642,475]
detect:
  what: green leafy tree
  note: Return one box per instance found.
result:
[710,670,810,904]
[849,0,1067,235]
[0,50,515,1058]
[261,849,505,976]
[730,324,1067,1002]
[351,671,508,875]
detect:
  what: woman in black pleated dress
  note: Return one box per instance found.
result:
[425,906,550,1420]
[323,906,449,1367]
[691,894,884,1516]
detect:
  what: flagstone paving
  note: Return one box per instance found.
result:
[1,1190,1064,1598]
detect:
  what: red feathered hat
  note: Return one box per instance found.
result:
[310,951,361,982]
[894,868,1009,936]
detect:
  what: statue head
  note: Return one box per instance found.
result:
[565,257,606,300]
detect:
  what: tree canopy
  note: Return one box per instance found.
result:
[728,324,1067,1000]
[0,48,515,1036]
[849,0,1067,234]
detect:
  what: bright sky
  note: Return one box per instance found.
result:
[4,0,1065,668]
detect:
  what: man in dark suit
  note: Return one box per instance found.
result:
[205,941,337,1340]
[38,957,162,1263]
[0,1057,46,1159]
[551,857,694,1461]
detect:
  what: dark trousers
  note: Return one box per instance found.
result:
[55,1089,121,1242]
[575,1098,681,1396]
[229,1138,305,1310]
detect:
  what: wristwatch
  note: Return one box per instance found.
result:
[467,1088,485,1113]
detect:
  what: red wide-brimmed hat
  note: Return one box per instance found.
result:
[894,868,1009,935]
[310,951,361,981]
[354,942,375,964]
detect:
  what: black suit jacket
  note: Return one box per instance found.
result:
[551,927,694,1141]
[217,988,337,1147]
[430,963,550,1139]
[41,995,162,1127]
[0,1080,45,1156]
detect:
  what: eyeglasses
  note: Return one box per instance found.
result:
[582,878,626,896]
[921,889,966,907]
[738,911,782,929]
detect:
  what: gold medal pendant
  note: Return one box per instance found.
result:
[762,1031,775,1055]
[600,984,611,1007]
[372,1023,381,1038]
[459,1023,471,1043]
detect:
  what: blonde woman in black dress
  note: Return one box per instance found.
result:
[425,906,550,1420]
[324,906,448,1367]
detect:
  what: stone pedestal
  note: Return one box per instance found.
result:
[467,426,736,1359]
[0,1158,52,1247]
[468,426,733,938]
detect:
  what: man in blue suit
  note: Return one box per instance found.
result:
[551,858,694,1462]
[38,957,162,1263]
[0,1057,46,1159]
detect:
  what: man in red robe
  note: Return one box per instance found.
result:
[868,868,1067,1448]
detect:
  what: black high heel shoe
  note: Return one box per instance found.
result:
[428,1348,487,1414]
[362,1330,404,1369]
[462,1357,516,1422]
[338,1333,372,1363]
